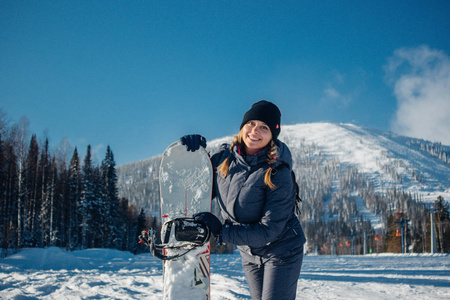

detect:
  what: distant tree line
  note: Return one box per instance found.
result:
[407,139,449,164]
[288,140,450,254]
[0,111,153,257]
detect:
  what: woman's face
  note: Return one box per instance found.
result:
[241,120,272,155]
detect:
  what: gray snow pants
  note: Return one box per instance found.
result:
[241,245,304,300]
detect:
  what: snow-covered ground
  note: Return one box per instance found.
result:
[1,247,449,299]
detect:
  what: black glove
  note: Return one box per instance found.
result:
[180,134,207,152]
[194,212,222,237]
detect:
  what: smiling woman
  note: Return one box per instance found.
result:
[181,100,306,300]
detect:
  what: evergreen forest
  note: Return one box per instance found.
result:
[0,113,152,257]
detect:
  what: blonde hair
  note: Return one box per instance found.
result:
[217,130,279,189]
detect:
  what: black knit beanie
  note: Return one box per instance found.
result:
[240,100,281,140]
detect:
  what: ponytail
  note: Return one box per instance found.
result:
[263,140,278,189]
[217,134,241,178]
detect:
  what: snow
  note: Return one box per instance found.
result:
[351,192,384,230]
[163,245,209,299]
[1,247,449,299]
[280,123,450,202]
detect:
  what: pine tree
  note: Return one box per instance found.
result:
[1,137,18,250]
[119,197,130,251]
[434,196,450,253]
[55,156,69,248]
[68,148,81,249]
[38,139,51,247]
[0,133,6,249]
[100,146,121,249]
[22,134,40,246]
[386,212,403,253]
[90,165,103,248]
[79,145,94,249]
[47,156,58,246]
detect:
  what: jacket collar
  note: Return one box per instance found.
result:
[230,140,293,170]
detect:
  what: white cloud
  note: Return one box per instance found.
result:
[324,87,341,99]
[386,45,450,145]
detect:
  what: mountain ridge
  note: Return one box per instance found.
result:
[117,122,450,223]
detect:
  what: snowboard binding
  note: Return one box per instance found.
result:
[140,218,211,261]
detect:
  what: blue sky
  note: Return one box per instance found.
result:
[1,1,450,165]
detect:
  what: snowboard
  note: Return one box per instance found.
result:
[158,141,213,300]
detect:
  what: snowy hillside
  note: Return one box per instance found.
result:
[279,123,450,202]
[118,122,449,212]
[117,123,450,252]
[1,247,449,299]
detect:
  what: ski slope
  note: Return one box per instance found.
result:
[1,247,449,299]
[280,123,450,202]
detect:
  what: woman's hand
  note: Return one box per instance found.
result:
[194,212,222,237]
[180,134,207,152]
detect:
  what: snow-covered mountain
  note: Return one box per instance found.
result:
[117,123,450,231]
[280,123,449,201]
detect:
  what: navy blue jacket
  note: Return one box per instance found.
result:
[211,140,306,259]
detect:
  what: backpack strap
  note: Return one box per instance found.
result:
[290,170,302,218]
[272,164,302,218]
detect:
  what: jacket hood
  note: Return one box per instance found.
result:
[274,140,293,170]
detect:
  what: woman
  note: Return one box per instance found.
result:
[182,100,306,300]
